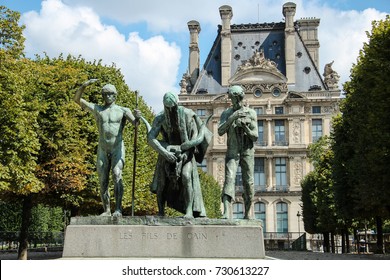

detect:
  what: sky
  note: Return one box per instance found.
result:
[2,0,389,113]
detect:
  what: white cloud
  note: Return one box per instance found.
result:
[22,0,181,113]
[20,0,388,112]
[297,4,388,89]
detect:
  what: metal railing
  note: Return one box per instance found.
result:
[0,231,64,250]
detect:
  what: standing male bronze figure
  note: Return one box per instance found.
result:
[74,79,140,217]
[218,85,258,219]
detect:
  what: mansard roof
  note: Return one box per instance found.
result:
[192,20,327,95]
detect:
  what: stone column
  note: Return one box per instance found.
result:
[283,2,296,85]
[296,18,320,68]
[187,20,201,88]
[219,5,233,87]
[266,118,272,146]
[266,156,273,191]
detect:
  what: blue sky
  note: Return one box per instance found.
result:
[2,0,389,112]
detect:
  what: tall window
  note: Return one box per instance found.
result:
[274,120,286,145]
[257,120,265,145]
[275,107,284,114]
[196,109,206,116]
[312,106,321,114]
[233,203,244,219]
[276,202,288,233]
[275,158,287,191]
[254,158,266,191]
[235,165,243,192]
[312,119,322,142]
[254,107,263,115]
[254,202,266,233]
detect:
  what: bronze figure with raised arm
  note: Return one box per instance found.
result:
[74,79,141,217]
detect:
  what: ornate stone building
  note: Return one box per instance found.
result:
[179,2,341,248]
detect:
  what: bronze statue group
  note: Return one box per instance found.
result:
[75,81,257,219]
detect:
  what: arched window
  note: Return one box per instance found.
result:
[276,202,288,233]
[254,202,266,233]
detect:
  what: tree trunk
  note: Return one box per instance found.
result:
[17,195,32,260]
[345,230,350,253]
[323,232,330,253]
[341,231,346,254]
[353,228,358,253]
[331,232,335,253]
[376,216,384,254]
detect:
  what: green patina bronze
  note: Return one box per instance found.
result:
[146,92,212,218]
[218,85,258,219]
[74,79,140,217]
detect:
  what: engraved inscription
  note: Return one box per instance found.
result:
[119,232,133,239]
[167,233,178,239]
[187,232,207,240]
[142,233,158,240]
[119,231,208,241]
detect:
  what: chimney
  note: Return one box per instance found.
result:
[297,18,320,68]
[187,20,201,88]
[219,5,233,87]
[283,2,296,85]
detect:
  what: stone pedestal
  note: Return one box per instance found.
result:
[62,216,265,259]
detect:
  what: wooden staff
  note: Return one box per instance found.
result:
[131,90,139,216]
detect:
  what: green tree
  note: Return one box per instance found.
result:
[0,200,22,232]
[301,136,338,252]
[335,16,390,253]
[301,172,319,234]
[0,6,158,259]
[0,7,43,260]
[198,169,222,219]
[0,6,25,57]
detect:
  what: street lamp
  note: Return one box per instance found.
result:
[297,211,301,237]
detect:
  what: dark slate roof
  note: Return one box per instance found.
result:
[230,23,286,76]
[193,21,326,94]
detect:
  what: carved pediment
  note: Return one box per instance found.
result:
[287,91,306,99]
[213,94,229,103]
[229,50,287,85]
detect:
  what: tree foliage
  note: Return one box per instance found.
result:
[198,169,222,219]
[331,16,390,253]
[303,137,338,233]
[0,5,159,258]
[339,16,390,220]
[301,172,319,234]
[0,5,25,57]
[0,7,43,198]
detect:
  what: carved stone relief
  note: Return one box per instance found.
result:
[292,119,301,144]
[293,160,303,185]
[217,135,225,145]
[217,161,225,186]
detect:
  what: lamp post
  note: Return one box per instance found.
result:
[297,211,301,237]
